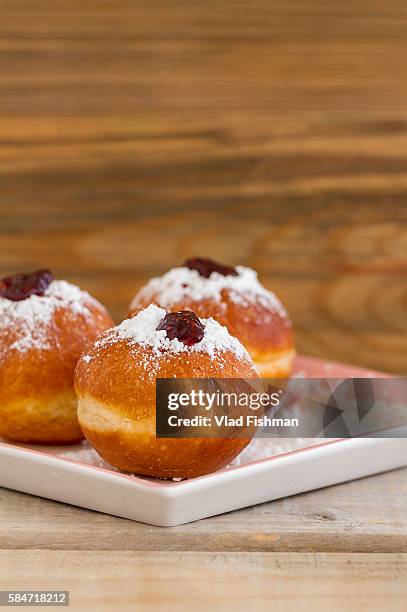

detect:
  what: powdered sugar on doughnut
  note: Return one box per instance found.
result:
[95,304,252,364]
[130,265,287,315]
[0,280,100,354]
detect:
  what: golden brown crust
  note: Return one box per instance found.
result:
[75,338,256,417]
[254,349,297,377]
[0,296,113,443]
[0,391,83,444]
[129,289,295,376]
[81,415,250,479]
[75,336,259,478]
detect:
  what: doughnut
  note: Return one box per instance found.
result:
[0,269,113,443]
[75,305,259,479]
[129,257,295,377]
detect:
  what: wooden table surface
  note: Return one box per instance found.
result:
[1,1,406,610]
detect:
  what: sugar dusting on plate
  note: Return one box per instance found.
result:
[130,265,288,315]
[57,441,114,470]
[0,280,99,355]
[228,437,320,467]
[53,438,322,480]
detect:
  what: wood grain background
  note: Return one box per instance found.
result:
[1,1,407,374]
[1,3,407,610]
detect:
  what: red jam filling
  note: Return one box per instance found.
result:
[184,257,238,278]
[157,311,205,346]
[0,269,53,301]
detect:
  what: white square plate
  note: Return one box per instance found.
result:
[1,356,406,526]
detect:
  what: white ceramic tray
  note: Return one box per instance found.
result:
[0,356,406,527]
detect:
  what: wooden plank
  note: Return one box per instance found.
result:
[0,551,406,612]
[1,0,407,374]
[1,468,406,552]
[1,111,406,371]
[1,1,407,115]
